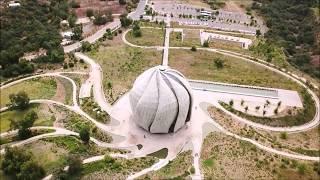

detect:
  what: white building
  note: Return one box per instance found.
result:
[200,30,253,49]
[60,31,74,39]
[8,2,21,7]
[129,66,193,134]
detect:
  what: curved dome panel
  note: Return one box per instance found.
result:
[129,66,193,133]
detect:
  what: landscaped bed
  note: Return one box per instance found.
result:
[80,97,110,124]
[0,77,57,108]
[201,132,319,179]
[207,106,320,157]
[63,111,112,143]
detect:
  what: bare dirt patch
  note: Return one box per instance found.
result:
[71,0,126,18]
[223,1,245,13]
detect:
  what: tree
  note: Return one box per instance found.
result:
[244,106,249,112]
[105,9,113,22]
[213,58,224,69]
[9,91,30,110]
[1,147,45,180]
[132,22,142,37]
[81,41,92,52]
[93,14,107,25]
[106,81,113,99]
[240,100,245,106]
[68,155,82,175]
[72,25,83,41]
[86,9,94,17]
[79,127,90,143]
[119,0,126,5]
[202,40,209,47]
[229,100,234,106]
[17,111,38,140]
[256,29,261,37]
[17,161,45,180]
[120,14,133,27]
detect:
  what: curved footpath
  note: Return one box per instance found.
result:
[122,34,320,133]
[74,52,113,115]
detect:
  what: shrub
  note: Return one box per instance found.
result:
[81,41,92,52]
[79,127,90,144]
[191,46,197,51]
[86,9,94,17]
[68,155,82,175]
[297,163,306,174]
[213,58,224,69]
[280,132,287,140]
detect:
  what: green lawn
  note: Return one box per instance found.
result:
[87,37,162,104]
[0,77,57,108]
[170,31,201,47]
[0,104,54,133]
[169,49,300,91]
[125,28,165,46]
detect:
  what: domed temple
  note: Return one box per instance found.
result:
[129,66,193,134]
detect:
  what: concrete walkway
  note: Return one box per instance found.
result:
[162,28,171,66]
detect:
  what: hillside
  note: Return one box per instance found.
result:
[0,0,71,78]
[253,0,319,78]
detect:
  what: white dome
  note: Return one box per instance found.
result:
[129,66,193,133]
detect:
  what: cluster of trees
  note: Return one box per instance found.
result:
[253,0,319,78]
[203,0,226,10]
[92,10,113,26]
[0,0,70,78]
[1,147,45,180]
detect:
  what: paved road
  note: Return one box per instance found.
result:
[64,19,121,53]
[128,0,148,20]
